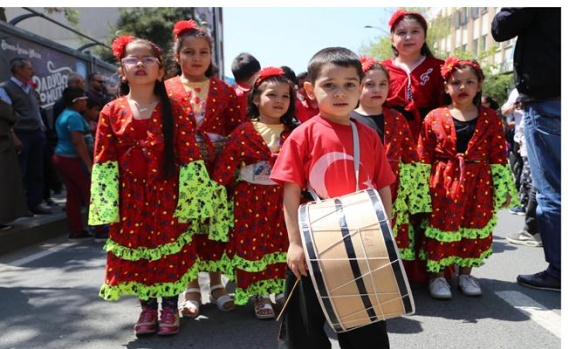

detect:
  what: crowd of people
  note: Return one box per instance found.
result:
[0,7,560,348]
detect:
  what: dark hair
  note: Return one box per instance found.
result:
[10,57,30,74]
[231,52,261,83]
[86,96,103,109]
[62,87,87,106]
[297,71,308,81]
[481,95,499,110]
[390,13,434,57]
[117,38,176,179]
[247,75,299,131]
[172,26,214,78]
[280,66,298,86]
[443,62,485,106]
[307,47,363,83]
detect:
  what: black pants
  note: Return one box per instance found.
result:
[278,268,389,349]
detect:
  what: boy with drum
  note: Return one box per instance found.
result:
[270,47,395,349]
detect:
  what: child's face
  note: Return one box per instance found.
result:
[176,36,211,79]
[359,69,389,111]
[253,80,291,124]
[391,18,426,57]
[305,63,361,124]
[444,67,482,106]
[119,42,164,86]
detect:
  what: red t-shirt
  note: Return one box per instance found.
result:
[270,115,395,199]
[295,97,319,123]
[235,84,250,120]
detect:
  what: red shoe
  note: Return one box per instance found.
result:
[157,308,180,336]
[134,307,158,336]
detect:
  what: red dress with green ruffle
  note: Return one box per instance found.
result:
[165,76,243,277]
[212,121,291,305]
[89,97,229,300]
[417,106,519,273]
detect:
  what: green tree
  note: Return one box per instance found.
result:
[97,8,195,63]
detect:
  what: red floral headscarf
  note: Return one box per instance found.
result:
[253,66,285,88]
[360,56,378,74]
[441,57,484,81]
[173,20,204,39]
[388,9,428,32]
[111,35,162,60]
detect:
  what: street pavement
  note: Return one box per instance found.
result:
[0,209,562,349]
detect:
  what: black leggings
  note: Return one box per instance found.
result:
[278,268,389,349]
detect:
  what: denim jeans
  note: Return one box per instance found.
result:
[523,101,561,279]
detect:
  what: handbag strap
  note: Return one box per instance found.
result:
[307,121,360,201]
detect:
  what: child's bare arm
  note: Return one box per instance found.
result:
[377,186,393,226]
[283,182,308,279]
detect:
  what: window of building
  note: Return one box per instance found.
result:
[472,7,479,19]
[480,35,487,52]
[481,7,488,14]
[461,8,468,25]
[454,11,461,29]
[473,38,478,55]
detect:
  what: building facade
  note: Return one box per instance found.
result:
[432,7,516,73]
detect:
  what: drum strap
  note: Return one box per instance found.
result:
[307,122,360,201]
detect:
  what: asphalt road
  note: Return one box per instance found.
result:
[0,210,561,349]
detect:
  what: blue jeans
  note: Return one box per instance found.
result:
[523,101,561,279]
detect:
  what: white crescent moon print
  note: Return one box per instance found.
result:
[308,151,354,199]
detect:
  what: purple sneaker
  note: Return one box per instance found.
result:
[134,307,158,336]
[157,308,180,336]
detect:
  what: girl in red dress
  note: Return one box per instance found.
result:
[89,36,225,336]
[165,20,243,318]
[381,9,445,142]
[417,57,519,300]
[350,56,431,262]
[213,67,299,320]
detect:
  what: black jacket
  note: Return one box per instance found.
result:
[491,7,560,100]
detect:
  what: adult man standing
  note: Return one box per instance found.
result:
[85,72,111,108]
[491,7,561,291]
[0,57,51,214]
[53,72,85,123]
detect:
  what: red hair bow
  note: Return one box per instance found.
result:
[112,35,136,60]
[254,66,285,88]
[388,9,427,31]
[360,56,378,74]
[173,20,202,39]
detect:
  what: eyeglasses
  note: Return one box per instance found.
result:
[72,96,89,103]
[121,56,160,66]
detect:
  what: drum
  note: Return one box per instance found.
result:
[299,188,414,333]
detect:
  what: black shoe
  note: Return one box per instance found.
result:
[0,224,12,231]
[69,230,93,240]
[517,271,561,292]
[30,204,53,215]
[45,198,59,207]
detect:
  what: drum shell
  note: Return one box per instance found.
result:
[299,189,414,333]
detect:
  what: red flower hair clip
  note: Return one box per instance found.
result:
[360,56,378,74]
[173,20,203,39]
[441,57,483,80]
[254,66,285,88]
[112,35,136,60]
[388,9,427,31]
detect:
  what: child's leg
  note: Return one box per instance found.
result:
[278,268,330,349]
[158,296,180,336]
[337,321,389,349]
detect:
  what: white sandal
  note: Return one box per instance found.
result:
[275,293,286,308]
[209,284,235,312]
[254,296,275,320]
[179,288,201,318]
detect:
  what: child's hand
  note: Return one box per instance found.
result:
[287,242,308,279]
[503,193,512,209]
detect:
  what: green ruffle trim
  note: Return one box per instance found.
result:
[88,161,120,225]
[408,162,432,214]
[419,247,493,273]
[102,230,194,261]
[491,164,521,210]
[175,160,232,242]
[194,252,235,280]
[232,252,287,273]
[99,261,200,301]
[424,215,497,242]
[233,279,286,305]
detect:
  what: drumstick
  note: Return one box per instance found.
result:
[276,278,301,322]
